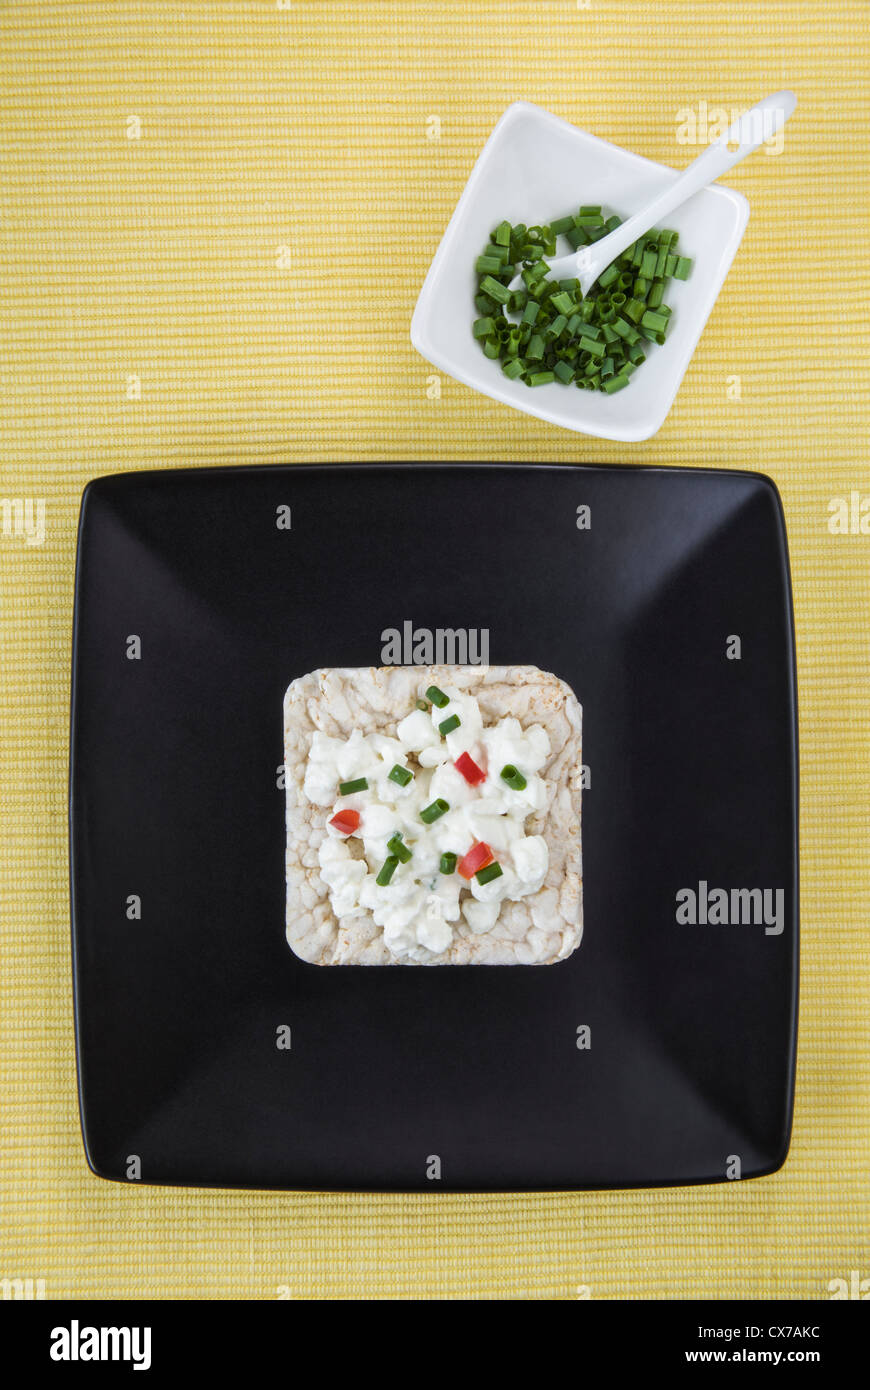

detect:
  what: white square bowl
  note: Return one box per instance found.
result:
[411,102,749,442]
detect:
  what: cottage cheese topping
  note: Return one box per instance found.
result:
[304,685,552,958]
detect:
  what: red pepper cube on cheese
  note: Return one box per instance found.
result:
[458,841,495,880]
[455,751,486,786]
[329,809,361,835]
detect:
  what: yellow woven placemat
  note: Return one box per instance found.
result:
[1,0,868,1300]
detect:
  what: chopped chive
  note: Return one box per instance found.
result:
[673,255,692,280]
[439,852,457,874]
[387,833,412,863]
[526,370,555,385]
[553,359,574,384]
[339,777,368,795]
[420,798,449,823]
[475,862,503,886]
[376,856,398,886]
[603,372,631,393]
[438,713,461,735]
[550,214,575,235]
[500,763,527,790]
[641,310,670,335]
[425,685,449,707]
[388,764,413,787]
[480,275,511,305]
[494,219,511,246]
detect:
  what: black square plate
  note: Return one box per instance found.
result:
[70,463,798,1190]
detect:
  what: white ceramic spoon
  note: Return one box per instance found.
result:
[507,90,797,297]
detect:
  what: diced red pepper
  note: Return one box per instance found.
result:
[455,751,486,786]
[457,841,494,879]
[330,809,361,835]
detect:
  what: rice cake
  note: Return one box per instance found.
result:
[283,665,583,965]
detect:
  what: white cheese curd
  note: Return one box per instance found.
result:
[465,807,524,853]
[408,835,441,879]
[369,733,405,761]
[469,862,518,904]
[428,760,477,808]
[382,916,418,954]
[417,742,451,768]
[334,728,380,781]
[462,899,500,934]
[359,802,397,861]
[416,896,454,953]
[306,686,555,959]
[511,834,549,894]
[426,876,463,921]
[303,732,345,805]
[396,708,440,752]
[317,838,366,915]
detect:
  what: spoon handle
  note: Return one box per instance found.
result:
[582,90,797,277]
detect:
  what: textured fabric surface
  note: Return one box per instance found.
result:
[1,0,868,1300]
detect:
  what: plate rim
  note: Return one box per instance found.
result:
[68,460,799,1191]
